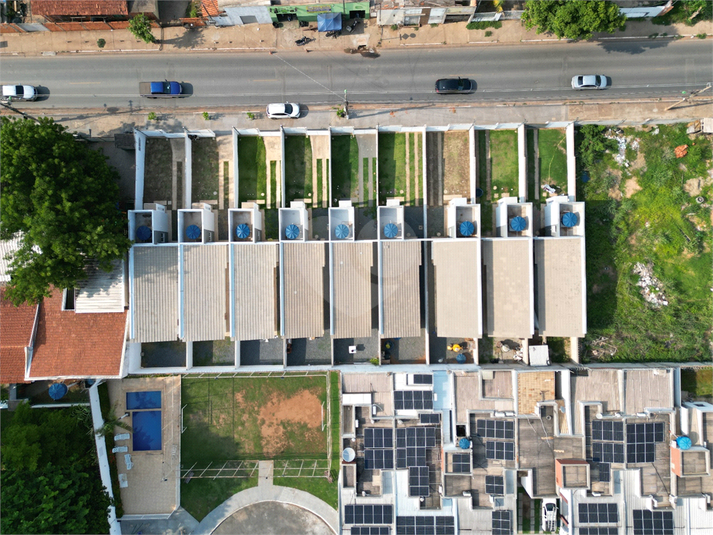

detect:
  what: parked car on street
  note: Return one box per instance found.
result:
[435,78,474,94]
[571,74,608,90]
[139,81,184,98]
[2,84,38,101]
[266,102,301,119]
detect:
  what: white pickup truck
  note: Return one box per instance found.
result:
[2,84,37,101]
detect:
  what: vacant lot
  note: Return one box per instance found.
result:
[285,136,313,204]
[192,137,219,204]
[538,128,567,192]
[331,135,360,203]
[490,129,519,199]
[237,136,267,206]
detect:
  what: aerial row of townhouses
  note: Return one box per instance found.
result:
[1,125,711,535]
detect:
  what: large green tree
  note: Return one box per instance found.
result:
[128,13,156,43]
[522,0,626,40]
[0,117,131,306]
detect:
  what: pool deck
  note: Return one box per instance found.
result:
[108,376,181,516]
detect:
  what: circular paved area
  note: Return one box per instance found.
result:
[213,501,333,535]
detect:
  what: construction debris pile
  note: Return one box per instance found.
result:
[674,144,688,158]
[604,129,639,167]
[633,262,669,307]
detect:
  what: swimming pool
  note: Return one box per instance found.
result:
[132,410,162,451]
[126,390,161,410]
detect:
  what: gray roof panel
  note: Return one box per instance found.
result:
[283,242,326,339]
[183,244,229,342]
[233,243,279,341]
[381,240,421,338]
[332,242,374,339]
[132,246,179,343]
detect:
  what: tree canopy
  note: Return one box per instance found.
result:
[522,0,626,41]
[0,117,131,306]
[128,13,156,43]
[0,403,111,534]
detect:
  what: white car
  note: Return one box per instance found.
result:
[571,75,608,90]
[2,84,38,101]
[266,102,301,119]
[542,498,558,531]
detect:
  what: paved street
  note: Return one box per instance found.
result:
[2,40,712,109]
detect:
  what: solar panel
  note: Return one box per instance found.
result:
[413,374,433,385]
[485,475,504,495]
[578,503,618,524]
[633,510,673,535]
[579,529,619,535]
[492,511,512,535]
[626,423,662,464]
[409,466,430,496]
[451,453,470,474]
[591,420,624,442]
[364,448,394,470]
[597,462,611,482]
[365,428,394,449]
[592,441,625,463]
[420,413,441,425]
[351,528,390,535]
[476,419,515,439]
[486,441,515,461]
[396,516,455,535]
[345,505,393,525]
[394,391,434,411]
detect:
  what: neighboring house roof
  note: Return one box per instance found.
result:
[432,240,481,339]
[131,246,179,343]
[0,235,22,283]
[282,242,326,339]
[534,237,585,338]
[29,288,127,379]
[75,259,126,313]
[332,242,374,339]
[0,287,37,383]
[32,0,129,17]
[381,240,421,338]
[182,244,228,342]
[233,243,279,341]
[203,0,222,17]
[482,238,534,339]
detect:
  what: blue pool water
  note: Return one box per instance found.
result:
[132,410,162,451]
[126,390,161,410]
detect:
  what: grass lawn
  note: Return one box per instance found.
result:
[538,128,568,192]
[490,130,519,199]
[681,367,713,397]
[192,137,219,203]
[378,133,407,204]
[285,136,313,204]
[181,477,257,522]
[237,136,267,206]
[331,135,360,204]
[143,138,173,203]
[580,124,712,362]
[193,339,235,367]
[526,128,536,202]
[273,476,338,509]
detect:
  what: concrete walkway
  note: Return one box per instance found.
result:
[192,461,338,535]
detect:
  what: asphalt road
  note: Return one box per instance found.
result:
[2,39,712,109]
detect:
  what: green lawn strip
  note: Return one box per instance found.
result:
[269,160,278,208]
[273,477,338,509]
[477,131,487,195]
[538,129,568,192]
[223,161,230,206]
[681,367,713,397]
[331,136,359,204]
[181,477,257,522]
[489,130,519,198]
[237,136,267,205]
[533,498,541,532]
[526,128,536,201]
[547,338,569,363]
[192,138,220,203]
[143,138,173,202]
[480,202,493,234]
[371,158,377,204]
[409,134,416,203]
[316,158,323,207]
[284,136,312,204]
[330,371,340,475]
[378,133,407,204]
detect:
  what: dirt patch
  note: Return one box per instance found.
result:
[624,177,642,198]
[443,132,471,198]
[684,176,713,196]
[258,389,323,457]
[607,169,623,200]
[629,150,646,171]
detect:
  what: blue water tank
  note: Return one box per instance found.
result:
[459,438,471,450]
[677,436,692,450]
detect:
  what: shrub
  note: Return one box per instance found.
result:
[485,30,493,37]
[369,357,380,366]
[202,111,210,120]
[335,106,346,118]
[697,33,707,39]
[128,14,156,44]
[97,38,106,48]
[391,24,399,31]
[466,20,502,30]
[430,23,438,28]
[147,112,157,121]
[246,112,255,120]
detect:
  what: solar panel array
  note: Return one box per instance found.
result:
[420,413,441,425]
[351,528,390,535]
[485,475,504,495]
[597,462,611,482]
[365,428,394,449]
[412,374,433,385]
[396,427,436,469]
[626,423,665,464]
[394,390,433,411]
[632,510,673,535]
[396,516,455,535]
[492,511,512,535]
[578,503,618,524]
[591,420,624,442]
[486,441,515,461]
[451,453,470,474]
[579,529,619,535]
[345,505,393,525]
[592,441,625,464]
[364,428,395,469]
[365,449,394,470]
[408,466,430,497]
[476,419,515,439]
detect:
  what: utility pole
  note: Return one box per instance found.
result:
[344,89,350,119]
[665,83,712,111]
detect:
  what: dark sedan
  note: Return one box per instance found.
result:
[435,78,474,94]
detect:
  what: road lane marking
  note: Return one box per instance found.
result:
[252,79,278,82]
[68,82,101,85]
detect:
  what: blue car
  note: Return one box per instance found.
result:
[140,81,183,98]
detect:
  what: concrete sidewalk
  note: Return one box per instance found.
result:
[1,17,711,58]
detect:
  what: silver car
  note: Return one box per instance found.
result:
[571,75,608,90]
[266,102,301,119]
[2,84,38,101]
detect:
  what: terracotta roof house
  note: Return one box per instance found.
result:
[0,288,38,384]
[27,287,128,380]
[31,0,130,21]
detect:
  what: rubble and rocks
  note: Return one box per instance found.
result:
[604,129,639,168]
[632,262,669,307]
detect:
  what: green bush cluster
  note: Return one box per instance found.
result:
[466,20,502,30]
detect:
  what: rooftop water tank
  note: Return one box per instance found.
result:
[235,223,251,239]
[509,216,526,232]
[185,224,201,240]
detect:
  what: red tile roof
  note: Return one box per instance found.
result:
[202,0,221,17]
[29,288,126,379]
[32,0,128,17]
[0,287,37,384]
